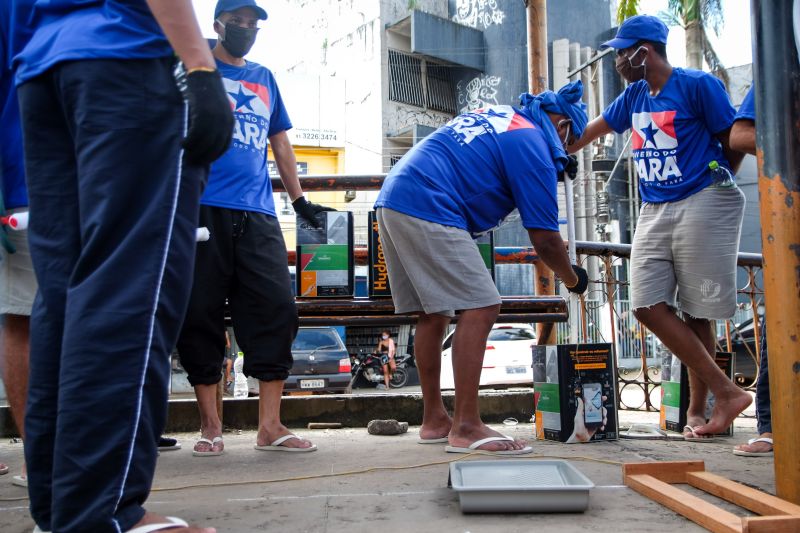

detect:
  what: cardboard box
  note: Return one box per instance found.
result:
[533,343,618,443]
[474,232,495,279]
[367,211,391,298]
[296,211,354,297]
[660,351,735,436]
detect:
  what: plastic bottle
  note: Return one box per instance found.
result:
[233,353,248,399]
[0,211,29,230]
[708,160,735,188]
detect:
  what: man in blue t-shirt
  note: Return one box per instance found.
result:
[569,15,751,440]
[375,81,589,455]
[11,1,232,532]
[176,0,327,457]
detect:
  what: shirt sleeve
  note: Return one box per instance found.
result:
[267,73,293,136]
[602,85,634,133]
[734,86,755,122]
[693,72,736,134]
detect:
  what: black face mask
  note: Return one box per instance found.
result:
[219,21,258,58]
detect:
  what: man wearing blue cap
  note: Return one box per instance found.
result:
[176,0,328,457]
[570,15,750,440]
[375,81,589,455]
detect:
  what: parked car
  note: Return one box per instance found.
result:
[248,327,352,394]
[440,323,536,390]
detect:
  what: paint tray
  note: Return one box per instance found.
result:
[449,459,594,513]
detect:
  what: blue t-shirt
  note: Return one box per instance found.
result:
[12,0,172,85]
[603,68,735,203]
[374,105,559,234]
[201,60,292,216]
[0,2,28,209]
[735,86,755,122]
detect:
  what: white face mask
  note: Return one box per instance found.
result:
[381,335,389,340]
[627,46,648,69]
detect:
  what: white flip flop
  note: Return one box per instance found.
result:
[126,516,189,533]
[254,434,317,452]
[733,437,773,457]
[445,436,533,456]
[192,436,224,457]
[417,436,449,444]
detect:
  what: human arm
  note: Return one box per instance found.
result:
[567,116,614,154]
[145,0,215,71]
[388,339,396,359]
[716,127,746,174]
[729,119,756,156]
[527,229,580,290]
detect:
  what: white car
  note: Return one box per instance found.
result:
[440,323,536,390]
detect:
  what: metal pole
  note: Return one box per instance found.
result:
[752,0,800,504]
[526,0,557,343]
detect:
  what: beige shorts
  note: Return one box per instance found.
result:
[630,185,745,320]
[376,208,501,317]
[0,208,37,316]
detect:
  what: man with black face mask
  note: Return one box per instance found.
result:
[569,15,749,442]
[176,0,329,457]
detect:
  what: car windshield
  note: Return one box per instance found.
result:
[292,329,342,351]
[487,328,535,341]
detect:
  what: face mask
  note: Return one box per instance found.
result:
[381,335,389,340]
[558,120,572,148]
[218,20,258,58]
[627,46,648,71]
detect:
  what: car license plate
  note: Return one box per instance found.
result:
[506,366,527,375]
[299,379,325,389]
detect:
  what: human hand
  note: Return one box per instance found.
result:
[566,396,608,443]
[293,197,335,228]
[181,68,234,166]
[564,265,589,295]
[558,155,579,182]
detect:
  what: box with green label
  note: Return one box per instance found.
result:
[532,343,618,443]
[474,232,495,279]
[660,351,735,436]
[296,211,354,297]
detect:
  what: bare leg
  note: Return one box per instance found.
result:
[449,304,525,452]
[1,315,29,476]
[193,384,223,453]
[382,364,390,388]
[634,304,751,435]
[684,316,714,434]
[414,313,453,440]
[255,379,313,449]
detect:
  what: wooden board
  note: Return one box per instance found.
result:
[622,460,706,484]
[741,515,800,533]
[687,471,800,517]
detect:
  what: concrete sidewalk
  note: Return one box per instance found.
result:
[0,411,775,533]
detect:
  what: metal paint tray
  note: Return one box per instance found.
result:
[449,459,594,513]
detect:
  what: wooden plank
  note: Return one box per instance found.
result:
[625,474,742,533]
[742,515,800,533]
[688,471,800,517]
[623,461,706,484]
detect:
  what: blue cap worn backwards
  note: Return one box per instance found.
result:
[214,0,268,20]
[518,80,588,172]
[601,15,668,49]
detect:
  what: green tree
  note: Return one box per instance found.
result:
[616,0,641,24]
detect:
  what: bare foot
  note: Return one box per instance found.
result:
[419,414,452,441]
[130,512,215,532]
[449,422,527,452]
[695,390,752,436]
[734,432,773,454]
[683,414,710,440]
[256,423,314,449]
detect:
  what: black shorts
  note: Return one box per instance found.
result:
[176,206,298,385]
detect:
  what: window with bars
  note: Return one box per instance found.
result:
[388,49,457,115]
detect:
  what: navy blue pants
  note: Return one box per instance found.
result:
[18,58,205,533]
[756,320,771,434]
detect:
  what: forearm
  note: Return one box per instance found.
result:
[729,121,756,156]
[568,116,613,154]
[716,127,746,173]
[528,229,577,287]
[270,131,303,200]
[146,0,215,70]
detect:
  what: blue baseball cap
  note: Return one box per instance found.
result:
[214,0,268,20]
[601,15,668,49]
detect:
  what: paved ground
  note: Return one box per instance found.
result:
[0,409,776,533]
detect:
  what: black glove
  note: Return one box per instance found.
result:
[565,265,589,295]
[181,69,234,166]
[293,196,335,228]
[557,155,579,182]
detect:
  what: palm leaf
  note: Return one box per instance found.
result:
[701,28,730,88]
[616,0,641,24]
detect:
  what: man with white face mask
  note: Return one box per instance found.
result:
[176,0,329,457]
[569,15,749,441]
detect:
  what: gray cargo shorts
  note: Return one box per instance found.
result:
[376,208,501,317]
[630,185,745,320]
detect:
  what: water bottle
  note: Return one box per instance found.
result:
[233,354,248,399]
[709,160,735,188]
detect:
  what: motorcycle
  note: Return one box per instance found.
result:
[346,351,410,392]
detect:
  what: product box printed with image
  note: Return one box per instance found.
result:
[533,343,618,443]
[367,211,391,298]
[296,210,354,297]
[660,351,735,436]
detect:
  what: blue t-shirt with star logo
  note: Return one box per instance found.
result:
[374,105,559,234]
[201,59,292,216]
[603,68,735,203]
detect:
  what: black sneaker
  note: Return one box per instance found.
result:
[158,436,181,451]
